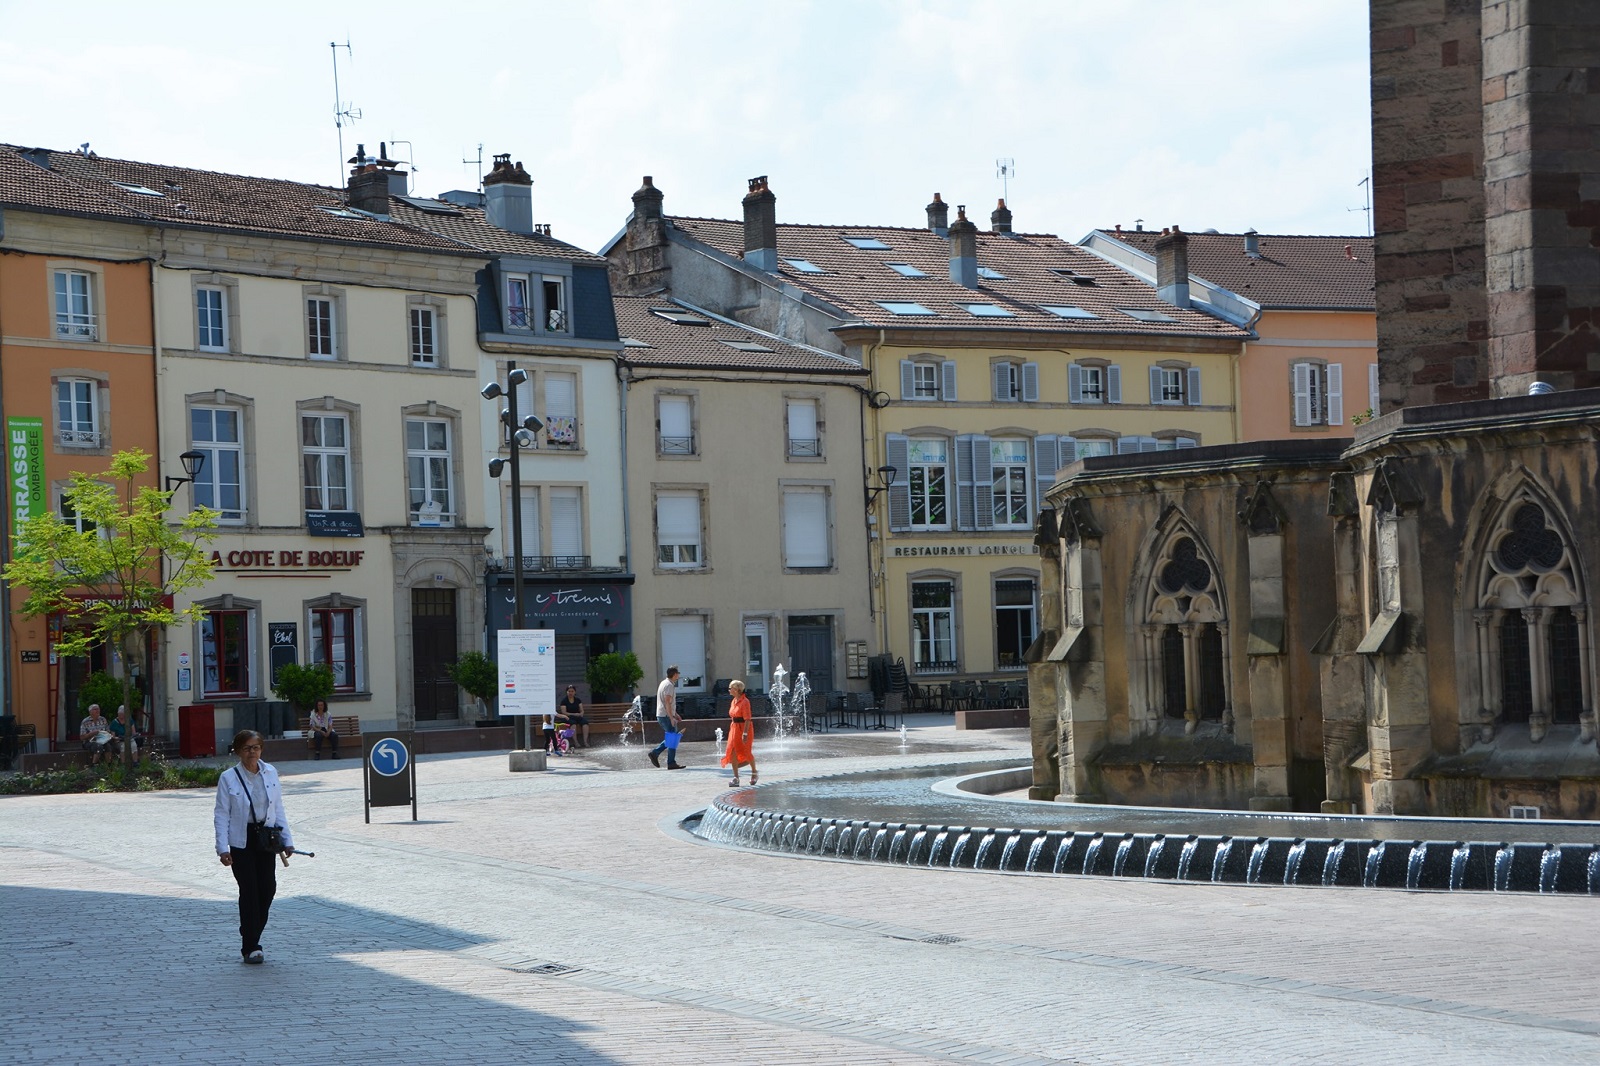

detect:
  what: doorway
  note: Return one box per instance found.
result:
[411,588,458,721]
[787,616,834,694]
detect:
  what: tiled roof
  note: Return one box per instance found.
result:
[1101,230,1375,311]
[0,144,594,258]
[666,216,1251,340]
[613,295,867,375]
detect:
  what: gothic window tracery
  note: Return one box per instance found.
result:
[1144,531,1229,728]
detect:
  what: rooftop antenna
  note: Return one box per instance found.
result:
[1349,173,1372,237]
[330,40,362,190]
[462,143,485,193]
[388,139,417,195]
[996,157,1016,200]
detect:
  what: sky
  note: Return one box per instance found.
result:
[0,0,1373,255]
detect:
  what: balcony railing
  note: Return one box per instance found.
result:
[659,435,695,456]
[55,317,98,341]
[489,554,627,574]
[787,437,821,457]
[914,659,958,675]
[57,429,104,448]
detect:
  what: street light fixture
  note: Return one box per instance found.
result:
[482,362,544,753]
[165,450,207,494]
[865,464,898,507]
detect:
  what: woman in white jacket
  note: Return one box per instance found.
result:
[214,730,295,963]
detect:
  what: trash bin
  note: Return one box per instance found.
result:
[178,704,216,758]
[232,701,263,735]
[265,701,292,738]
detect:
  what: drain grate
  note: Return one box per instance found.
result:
[921,934,963,945]
[509,962,581,976]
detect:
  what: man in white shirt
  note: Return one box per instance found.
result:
[647,666,685,769]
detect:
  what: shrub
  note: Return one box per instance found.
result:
[446,650,498,704]
[272,662,335,714]
[78,670,142,714]
[0,753,221,796]
[585,651,643,699]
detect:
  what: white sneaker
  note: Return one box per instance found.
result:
[244,949,264,964]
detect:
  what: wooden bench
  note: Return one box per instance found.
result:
[582,703,639,740]
[297,714,361,754]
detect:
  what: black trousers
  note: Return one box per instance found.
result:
[229,847,277,955]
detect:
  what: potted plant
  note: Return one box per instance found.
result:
[584,651,643,704]
[447,650,499,724]
[271,663,335,726]
[79,670,143,717]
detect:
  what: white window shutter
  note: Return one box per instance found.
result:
[940,360,958,401]
[656,493,700,548]
[1327,363,1344,425]
[506,490,541,559]
[1176,437,1198,449]
[659,395,691,437]
[659,617,706,692]
[1187,366,1202,406]
[992,362,1010,401]
[1292,363,1312,427]
[1149,366,1163,404]
[885,434,911,532]
[1021,362,1039,402]
[1107,364,1122,404]
[549,488,582,557]
[514,378,534,419]
[1032,434,1059,506]
[1117,436,1140,454]
[954,434,975,531]
[787,399,817,443]
[545,372,577,418]
[783,490,830,567]
[971,435,994,530]
[1068,363,1083,404]
[900,360,915,400]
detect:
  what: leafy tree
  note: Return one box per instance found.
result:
[585,651,643,701]
[3,449,218,766]
[271,663,335,717]
[446,651,498,718]
[78,670,143,714]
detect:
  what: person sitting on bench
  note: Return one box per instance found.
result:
[79,704,111,763]
[108,705,141,759]
[308,699,340,759]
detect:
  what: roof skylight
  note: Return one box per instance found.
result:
[397,195,463,216]
[1117,308,1177,323]
[650,308,711,326]
[976,267,1007,280]
[1051,269,1099,287]
[784,258,825,273]
[720,340,774,352]
[960,303,1015,318]
[113,181,164,197]
[621,337,654,348]
[842,235,892,250]
[876,301,936,316]
[1041,305,1099,319]
[318,206,367,219]
[887,263,927,278]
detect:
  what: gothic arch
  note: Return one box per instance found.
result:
[1131,511,1232,732]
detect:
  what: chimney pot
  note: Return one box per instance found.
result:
[926,192,949,234]
[632,174,665,221]
[990,197,1013,234]
[483,150,534,234]
[1154,226,1191,309]
[742,175,778,272]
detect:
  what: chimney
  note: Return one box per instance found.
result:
[742,175,777,272]
[948,204,978,288]
[1244,229,1260,257]
[632,175,664,222]
[483,152,534,235]
[926,192,949,234]
[346,142,403,216]
[616,176,672,296]
[990,198,1012,234]
[1154,224,1191,309]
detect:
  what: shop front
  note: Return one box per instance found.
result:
[487,575,633,701]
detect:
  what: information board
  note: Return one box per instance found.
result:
[495,628,557,717]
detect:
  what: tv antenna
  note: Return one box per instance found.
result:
[388,139,417,195]
[462,144,485,193]
[1348,173,1372,236]
[996,158,1016,200]
[330,40,362,188]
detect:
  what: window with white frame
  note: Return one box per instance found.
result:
[656,491,702,568]
[1149,364,1201,406]
[659,615,708,692]
[990,438,1031,528]
[53,270,96,340]
[1074,437,1115,458]
[196,286,228,351]
[309,602,362,692]
[191,405,245,522]
[911,579,957,672]
[1070,362,1121,404]
[786,398,820,458]
[658,394,695,456]
[405,417,454,525]
[900,359,954,401]
[55,378,101,448]
[409,306,437,366]
[544,371,578,449]
[994,578,1037,670]
[201,605,254,698]
[907,437,950,530]
[1292,360,1344,426]
[57,486,96,534]
[541,276,568,331]
[548,486,583,565]
[505,275,532,330]
[991,361,1038,402]
[301,413,352,511]
[307,297,336,359]
[782,487,830,568]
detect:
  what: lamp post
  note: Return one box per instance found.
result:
[157,450,206,739]
[481,362,544,753]
[164,450,206,494]
[864,464,898,656]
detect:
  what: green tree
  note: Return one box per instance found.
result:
[271,663,335,717]
[446,651,498,718]
[585,651,643,701]
[3,449,218,766]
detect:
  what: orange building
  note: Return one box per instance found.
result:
[1,172,160,749]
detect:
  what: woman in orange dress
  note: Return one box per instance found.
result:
[721,679,758,786]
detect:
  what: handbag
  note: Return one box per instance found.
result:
[235,768,285,852]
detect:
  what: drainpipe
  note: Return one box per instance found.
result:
[866,329,889,654]
[617,360,632,602]
[148,243,170,740]
[1233,306,1262,442]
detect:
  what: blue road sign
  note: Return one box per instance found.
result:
[370,737,409,777]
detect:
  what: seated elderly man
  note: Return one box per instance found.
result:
[108,705,141,759]
[79,704,111,762]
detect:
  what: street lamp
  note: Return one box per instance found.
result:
[155,450,205,741]
[481,363,544,753]
[165,450,206,494]
[865,464,898,507]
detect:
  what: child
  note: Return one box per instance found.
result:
[543,709,570,756]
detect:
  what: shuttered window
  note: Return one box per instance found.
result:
[782,488,830,568]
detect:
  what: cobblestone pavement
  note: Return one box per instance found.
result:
[3,721,1597,1065]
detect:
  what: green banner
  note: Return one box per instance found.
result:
[8,416,45,532]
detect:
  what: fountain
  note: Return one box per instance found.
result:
[619,695,643,746]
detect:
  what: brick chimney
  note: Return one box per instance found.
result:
[926,192,949,234]
[610,175,672,296]
[1154,224,1191,308]
[990,198,1012,234]
[346,142,405,216]
[483,153,534,235]
[948,205,978,288]
[742,175,777,272]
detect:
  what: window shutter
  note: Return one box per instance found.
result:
[507,490,541,559]
[1117,436,1141,455]
[514,378,535,421]
[1032,435,1059,509]
[992,362,1010,402]
[1187,366,1202,406]
[1368,362,1379,415]
[940,360,958,401]
[1149,365,1163,404]
[1107,365,1122,404]
[1327,364,1344,425]
[1068,363,1083,404]
[659,617,706,692]
[954,434,976,531]
[656,493,700,549]
[1292,362,1312,427]
[1142,437,1164,453]
[786,399,817,444]
[1176,437,1198,449]
[971,435,993,530]
[783,490,830,567]
[549,488,582,557]
[885,434,911,532]
[659,395,691,438]
[899,360,915,400]
[1021,362,1039,402]
[545,372,576,418]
